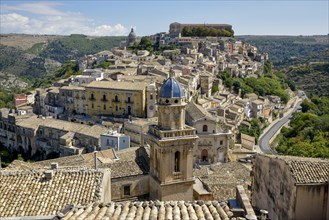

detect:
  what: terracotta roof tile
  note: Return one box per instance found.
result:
[263,155,329,184]
[0,168,109,218]
[59,200,234,220]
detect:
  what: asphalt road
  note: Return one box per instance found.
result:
[258,99,303,154]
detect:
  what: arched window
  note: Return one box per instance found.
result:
[174,151,180,172]
[115,95,118,102]
[127,97,131,103]
[103,94,106,101]
[203,125,208,132]
[91,93,94,100]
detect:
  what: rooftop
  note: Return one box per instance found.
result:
[193,162,252,201]
[6,149,116,170]
[58,200,234,220]
[85,80,148,91]
[0,168,109,218]
[263,155,329,185]
[186,101,214,122]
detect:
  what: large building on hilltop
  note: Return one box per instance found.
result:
[147,71,198,201]
[169,22,233,38]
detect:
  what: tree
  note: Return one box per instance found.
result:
[263,60,273,76]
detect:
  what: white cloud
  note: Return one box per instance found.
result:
[0,2,129,36]
[2,2,66,16]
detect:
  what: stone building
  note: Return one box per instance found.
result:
[147,75,198,201]
[252,154,329,220]
[85,80,153,118]
[186,102,231,164]
[124,118,156,147]
[199,72,213,98]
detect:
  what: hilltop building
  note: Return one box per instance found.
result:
[169,22,233,38]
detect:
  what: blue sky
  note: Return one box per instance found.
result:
[1,1,328,36]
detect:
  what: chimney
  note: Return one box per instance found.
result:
[51,162,58,170]
[260,210,268,220]
[44,170,54,180]
[94,151,98,169]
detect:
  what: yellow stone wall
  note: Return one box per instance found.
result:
[85,87,146,118]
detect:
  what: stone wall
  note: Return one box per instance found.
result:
[252,155,297,220]
[295,185,328,220]
[111,175,149,201]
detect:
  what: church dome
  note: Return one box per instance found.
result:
[159,77,185,98]
[128,28,137,41]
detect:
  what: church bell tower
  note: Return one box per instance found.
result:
[148,72,198,201]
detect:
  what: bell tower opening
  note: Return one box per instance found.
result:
[174,151,180,172]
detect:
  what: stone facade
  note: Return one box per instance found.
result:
[186,102,231,164]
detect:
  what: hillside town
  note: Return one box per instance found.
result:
[0,23,328,220]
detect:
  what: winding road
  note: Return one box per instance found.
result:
[258,98,304,154]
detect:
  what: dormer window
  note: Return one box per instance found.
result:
[203,125,208,132]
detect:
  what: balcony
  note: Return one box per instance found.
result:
[101,98,108,102]
[89,97,95,101]
[125,100,134,104]
[112,99,120,103]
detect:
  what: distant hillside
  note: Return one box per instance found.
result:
[285,61,329,97]
[237,35,329,68]
[0,34,126,88]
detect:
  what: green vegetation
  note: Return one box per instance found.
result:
[218,61,293,103]
[129,36,154,53]
[211,85,219,94]
[128,36,178,54]
[182,26,234,37]
[285,62,329,97]
[39,34,125,63]
[277,96,329,158]
[96,60,111,69]
[0,143,37,168]
[237,35,328,68]
[0,89,15,108]
[0,34,124,81]
[239,118,264,144]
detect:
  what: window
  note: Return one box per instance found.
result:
[103,94,106,101]
[91,93,94,100]
[123,139,125,143]
[107,139,110,145]
[127,97,131,103]
[115,106,118,111]
[123,185,130,196]
[220,140,223,145]
[150,94,153,100]
[103,104,106,110]
[203,125,208,132]
[174,151,180,172]
[92,103,94,109]
[280,182,284,196]
[115,95,118,102]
